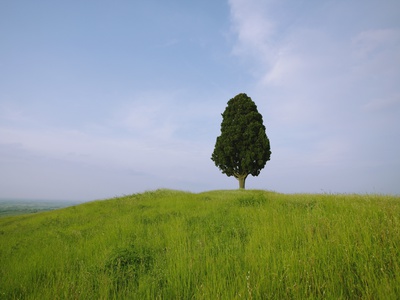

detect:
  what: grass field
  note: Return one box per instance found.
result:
[1,189,399,299]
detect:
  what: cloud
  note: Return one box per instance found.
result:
[0,124,214,199]
[115,101,177,141]
[229,0,274,55]
[1,0,399,198]
[0,86,222,199]
[0,124,200,174]
[228,0,400,194]
[229,0,400,119]
[352,28,400,60]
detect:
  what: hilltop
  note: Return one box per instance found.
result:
[1,189,399,299]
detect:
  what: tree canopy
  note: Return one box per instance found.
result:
[211,93,271,189]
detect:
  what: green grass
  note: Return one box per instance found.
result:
[1,189,399,299]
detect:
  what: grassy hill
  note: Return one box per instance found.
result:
[1,189,399,299]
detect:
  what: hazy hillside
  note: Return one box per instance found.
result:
[0,199,81,217]
[1,189,399,299]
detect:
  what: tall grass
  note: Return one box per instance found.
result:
[1,189,399,299]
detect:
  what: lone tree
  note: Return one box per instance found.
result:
[211,93,271,189]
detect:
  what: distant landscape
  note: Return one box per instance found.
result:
[1,189,399,299]
[0,199,82,217]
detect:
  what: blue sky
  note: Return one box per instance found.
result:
[1,0,399,201]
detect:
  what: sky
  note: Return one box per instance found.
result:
[1,0,399,201]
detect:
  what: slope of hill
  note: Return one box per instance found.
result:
[1,189,399,299]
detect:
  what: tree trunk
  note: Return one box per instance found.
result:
[237,174,248,189]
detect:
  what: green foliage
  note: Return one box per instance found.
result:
[211,93,271,188]
[1,189,400,299]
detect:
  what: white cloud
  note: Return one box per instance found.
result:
[116,102,177,140]
[0,123,215,199]
[0,84,222,199]
[352,28,400,60]
[228,0,400,194]
[229,0,274,53]
[1,0,399,198]
[110,90,182,138]
[0,78,233,199]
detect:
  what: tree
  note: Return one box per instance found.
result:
[211,93,271,189]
